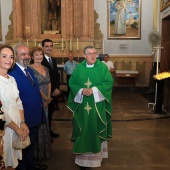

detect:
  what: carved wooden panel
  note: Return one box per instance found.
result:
[109,55,154,87]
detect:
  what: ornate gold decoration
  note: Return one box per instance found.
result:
[5,12,13,40]
[94,10,103,40]
[84,78,92,88]
[84,102,92,115]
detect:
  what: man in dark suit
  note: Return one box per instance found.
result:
[9,44,47,170]
[41,39,61,138]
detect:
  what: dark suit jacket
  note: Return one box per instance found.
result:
[9,64,42,128]
[42,56,60,94]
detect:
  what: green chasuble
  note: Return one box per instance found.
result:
[67,59,114,154]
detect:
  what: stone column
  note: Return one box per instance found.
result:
[82,0,94,39]
[82,0,89,39]
[74,0,83,38]
[23,0,31,38]
[30,0,41,38]
[61,0,66,38]
[61,0,70,39]
[88,0,94,39]
[13,0,24,39]
[69,0,74,38]
[22,0,41,38]
[62,0,74,39]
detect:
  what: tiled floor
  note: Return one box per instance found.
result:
[40,90,170,170]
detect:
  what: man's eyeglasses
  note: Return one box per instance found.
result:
[86,52,98,56]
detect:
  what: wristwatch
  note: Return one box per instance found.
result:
[20,120,26,124]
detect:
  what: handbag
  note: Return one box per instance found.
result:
[12,132,31,149]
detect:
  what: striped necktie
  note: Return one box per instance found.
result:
[48,57,53,68]
[24,68,35,86]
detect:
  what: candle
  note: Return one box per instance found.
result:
[35,39,36,46]
[26,39,29,47]
[19,39,21,43]
[38,43,41,47]
[62,38,64,51]
[77,38,79,51]
[70,38,72,51]
[103,39,104,54]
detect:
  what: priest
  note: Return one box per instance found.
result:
[67,46,114,169]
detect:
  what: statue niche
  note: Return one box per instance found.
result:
[10,0,95,49]
[47,0,61,32]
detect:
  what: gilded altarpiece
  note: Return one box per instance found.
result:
[6,0,97,57]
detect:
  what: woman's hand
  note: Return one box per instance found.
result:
[20,123,29,137]
[46,96,53,104]
[44,102,48,108]
[44,97,53,107]
[15,127,26,141]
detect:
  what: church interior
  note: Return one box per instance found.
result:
[1,0,170,169]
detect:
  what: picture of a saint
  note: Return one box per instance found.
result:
[108,0,141,39]
[114,0,129,35]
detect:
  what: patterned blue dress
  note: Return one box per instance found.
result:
[30,66,51,160]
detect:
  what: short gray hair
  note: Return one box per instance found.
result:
[13,43,28,58]
[83,46,95,54]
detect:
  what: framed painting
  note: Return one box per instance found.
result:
[160,0,170,12]
[107,0,141,39]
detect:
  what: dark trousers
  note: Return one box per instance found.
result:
[16,126,38,170]
[66,75,71,97]
[48,97,55,131]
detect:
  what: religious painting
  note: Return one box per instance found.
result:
[107,0,141,39]
[0,1,2,41]
[160,0,170,11]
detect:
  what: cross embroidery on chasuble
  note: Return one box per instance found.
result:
[84,78,92,114]
[84,102,92,115]
[84,78,92,88]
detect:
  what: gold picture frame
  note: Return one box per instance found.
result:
[160,0,170,12]
[107,0,141,39]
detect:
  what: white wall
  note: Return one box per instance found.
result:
[0,0,12,44]
[94,0,154,55]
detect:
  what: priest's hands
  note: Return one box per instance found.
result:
[82,88,93,96]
